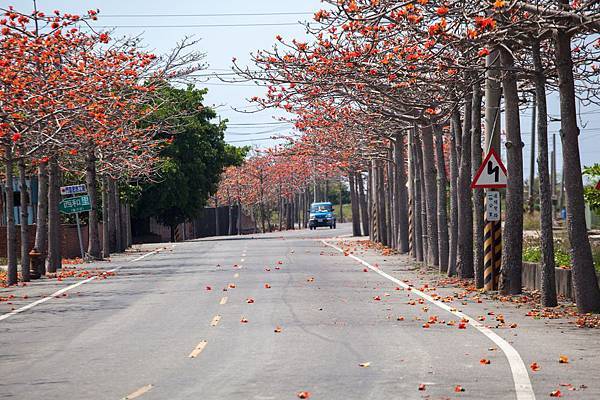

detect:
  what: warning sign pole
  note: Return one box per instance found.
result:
[483,53,503,291]
[483,204,495,291]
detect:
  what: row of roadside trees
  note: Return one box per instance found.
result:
[221,0,600,313]
[0,5,223,285]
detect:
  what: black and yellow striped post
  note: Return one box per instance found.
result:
[408,194,413,256]
[483,217,495,291]
[493,219,502,290]
[483,189,502,291]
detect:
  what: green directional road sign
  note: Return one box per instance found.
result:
[59,195,92,214]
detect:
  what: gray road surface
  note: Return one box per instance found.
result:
[1,224,598,399]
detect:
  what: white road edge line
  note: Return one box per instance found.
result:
[0,248,165,322]
[322,240,536,400]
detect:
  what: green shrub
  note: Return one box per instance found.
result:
[522,246,541,263]
[522,243,572,268]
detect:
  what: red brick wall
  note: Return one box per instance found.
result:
[0,224,100,259]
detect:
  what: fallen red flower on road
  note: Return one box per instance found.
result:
[530,362,541,371]
[559,355,569,364]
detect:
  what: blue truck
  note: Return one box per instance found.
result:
[308,202,336,230]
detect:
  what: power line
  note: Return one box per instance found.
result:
[202,82,262,87]
[227,137,278,143]
[94,22,301,28]
[226,128,287,135]
[227,122,291,126]
[100,12,313,18]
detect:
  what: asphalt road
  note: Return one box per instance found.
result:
[1,223,599,399]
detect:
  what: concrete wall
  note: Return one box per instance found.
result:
[522,262,600,300]
[138,207,257,243]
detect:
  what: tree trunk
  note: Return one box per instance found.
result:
[237,200,242,235]
[458,86,474,279]
[378,160,388,245]
[34,161,48,275]
[120,203,128,249]
[339,179,344,223]
[18,159,30,282]
[107,177,117,252]
[448,112,460,276]
[532,39,558,307]
[170,225,175,243]
[101,176,110,259]
[86,150,101,259]
[112,178,122,252]
[349,171,361,236]
[420,126,439,266]
[411,127,424,262]
[394,132,410,253]
[379,158,394,247]
[472,83,485,288]
[47,157,61,273]
[125,203,132,247]
[500,47,524,295]
[555,27,600,311]
[259,176,266,233]
[433,125,449,272]
[4,147,17,285]
[357,172,369,237]
[384,155,393,246]
[416,130,428,262]
[278,189,283,231]
[228,198,234,236]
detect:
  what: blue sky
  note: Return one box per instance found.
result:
[4,0,600,179]
[21,0,323,149]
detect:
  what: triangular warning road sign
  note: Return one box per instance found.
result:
[471,148,507,189]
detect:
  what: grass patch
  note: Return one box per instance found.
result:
[523,211,541,230]
[334,203,353,222]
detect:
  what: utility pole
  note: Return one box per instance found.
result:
[528,94,537,213]
[339,178,344,223]
[551,133,557,211]
[312,160,317,203]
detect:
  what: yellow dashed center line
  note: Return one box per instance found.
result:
[188,340,208,358]
[122,384,153,399]
[210,315,221,327]
[219,296,228,305]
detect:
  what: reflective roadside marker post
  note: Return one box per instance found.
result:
[471,149,507,291]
